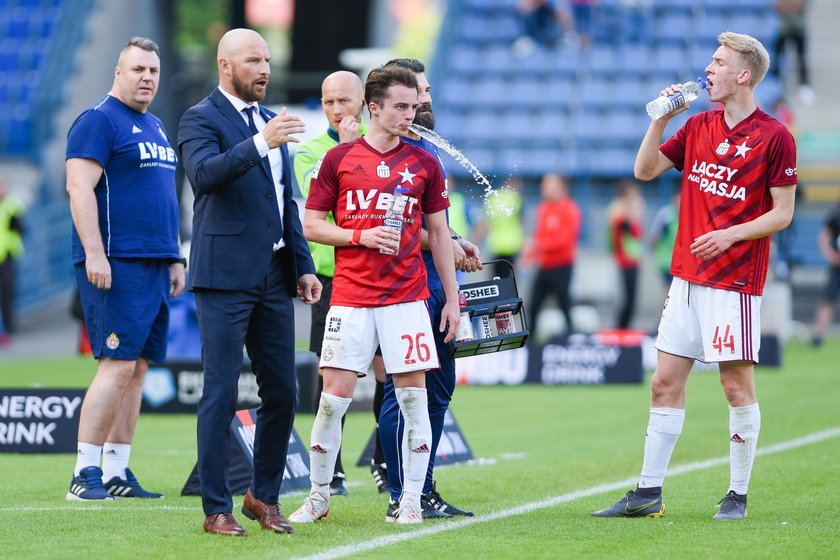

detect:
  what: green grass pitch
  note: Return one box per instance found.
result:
[1,341,838,559]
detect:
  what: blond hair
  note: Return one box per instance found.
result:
[718,31,770,87]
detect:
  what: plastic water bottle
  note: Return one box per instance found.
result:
[380,187,408,255]
[455,292,475,343]
[646,78,708,120]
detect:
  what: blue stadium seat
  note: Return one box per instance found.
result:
[603,110,645,146]
[486,12,521,43]
[510,77,544,108]
[590,147,637,177]
[578,79,614,110]
[499,110,536,143]
[545,78,575,112]
[450,46,482,75]
[615,43,651,79]
[651,0,695,14]
[571,111,603,145]
[459,14,493,42]
[584,45,617,77]
[652,44,688,76]
[531,110,570,143]
[549,44,581,78]
[652,12,692,46]
[482,45,520,75]
[694,12,727,43]
[0,40,20,72]
[437,77,472,106]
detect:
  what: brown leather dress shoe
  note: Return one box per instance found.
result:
[241,489,294,533]
[203,512,247,536]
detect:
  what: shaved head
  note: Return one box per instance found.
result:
[217,28,266,60]
[322,71,363,98]
[217,28,271,103]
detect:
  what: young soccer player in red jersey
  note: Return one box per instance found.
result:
[593,32,796,521]
[290,65,460,525]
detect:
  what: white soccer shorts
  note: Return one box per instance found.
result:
[319,300,440,375]
[656,277,761,363]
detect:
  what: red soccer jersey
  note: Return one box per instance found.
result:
[660,108,797,296]
[306,137,449,307]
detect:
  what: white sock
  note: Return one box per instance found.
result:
[396,387,432,496]
[309,392,351,493]
[74,442,102,476]
[101,442,131,481]
[638,407,685,489]
[728,403,760,495]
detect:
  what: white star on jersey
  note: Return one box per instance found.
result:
[397,165,416,185]
[734,140,752,158]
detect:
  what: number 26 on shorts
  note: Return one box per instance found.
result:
[401,333,431,365]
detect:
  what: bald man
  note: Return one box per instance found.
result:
[179,28,320,536]
[293,71,390,497]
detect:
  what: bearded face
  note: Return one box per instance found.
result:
[231,63,267,103]
[413,102,435,130]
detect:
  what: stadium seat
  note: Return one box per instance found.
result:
[450,46,482,75]
[510,77,545,108]
[531,110,570,143]
[578,79,614,111]
[571,111,603,145]
[499,110,537,143]
[652,12,692,46]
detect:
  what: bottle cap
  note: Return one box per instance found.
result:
[696,77,708,89]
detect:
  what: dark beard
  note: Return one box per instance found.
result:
[232,70,265,103]
[413,104,435,130]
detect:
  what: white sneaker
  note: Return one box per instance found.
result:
[288,491,329,523]
[395,497,423,525]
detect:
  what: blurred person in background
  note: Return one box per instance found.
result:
[0,179,24,343]
[773,0,814,104]
[523,173,580,337]
[65,37,184,502]
[593,32,796,521]
[294,70,389,496]
[810,203,840,347]
[607,179,644,329]
[475,177,525,279]
[649,187,680,296]
[512,0,572,55]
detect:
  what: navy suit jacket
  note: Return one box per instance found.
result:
[178,88,315,294]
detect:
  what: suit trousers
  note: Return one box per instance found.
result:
[195,258,297,515]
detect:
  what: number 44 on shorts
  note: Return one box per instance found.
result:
[712,324,735,354]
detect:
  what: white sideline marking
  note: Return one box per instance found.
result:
[291,427,840,560]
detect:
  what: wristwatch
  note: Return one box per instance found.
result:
[176,257,187,267]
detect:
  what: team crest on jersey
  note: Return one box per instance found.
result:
[715,140,730,156]
[376,160,391,178]
[157,125,167,139]
[106,333,120,350]
[311,154,325,180]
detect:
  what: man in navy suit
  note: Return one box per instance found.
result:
[178,28,320,537]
